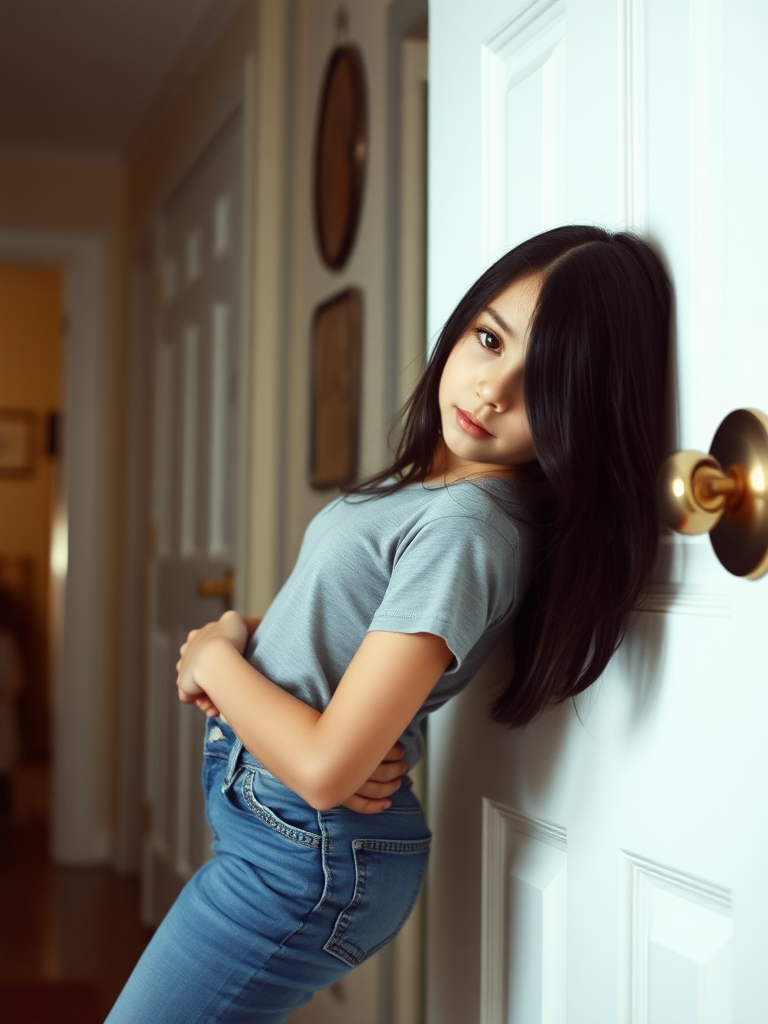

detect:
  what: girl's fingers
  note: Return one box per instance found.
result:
[366,759,408,784]
[382,744,404,762]
[195,696,221,717]
[353,778,402,800]
[340,794,392,814]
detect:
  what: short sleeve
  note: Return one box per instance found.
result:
[367,514,517,672]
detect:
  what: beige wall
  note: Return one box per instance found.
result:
[0,151,125,235]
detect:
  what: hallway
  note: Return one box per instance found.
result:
[0,763,150,1018]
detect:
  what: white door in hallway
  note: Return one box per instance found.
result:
[144,114,245,925]
[426,1,768,1021]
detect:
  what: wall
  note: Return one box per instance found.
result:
[0,149,125,236]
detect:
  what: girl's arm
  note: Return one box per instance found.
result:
[187,614,408,812]
[176,611,451,810]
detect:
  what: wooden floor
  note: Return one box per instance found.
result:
[0,762,151,1016]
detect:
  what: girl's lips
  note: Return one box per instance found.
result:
[456,408,493,439]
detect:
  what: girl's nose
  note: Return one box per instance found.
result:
[476,378,502,408]
[476,366,519,409]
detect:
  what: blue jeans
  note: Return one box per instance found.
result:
[106,718,431,1023]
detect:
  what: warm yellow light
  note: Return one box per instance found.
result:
[751,467,766,492]
[672,477,685,498]
[50,513,68,578]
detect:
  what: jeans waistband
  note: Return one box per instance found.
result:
[223,736,244,786]
[215,718,274,786]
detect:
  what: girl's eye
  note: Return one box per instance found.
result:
[476,327,501,352]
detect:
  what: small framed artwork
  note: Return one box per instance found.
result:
[0,411,36,476]
[310,288,362,488]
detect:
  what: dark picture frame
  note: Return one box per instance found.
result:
[310,288,363,489]
[0,410,36,476]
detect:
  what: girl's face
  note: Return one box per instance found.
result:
[435,273,541,481]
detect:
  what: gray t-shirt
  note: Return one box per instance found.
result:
[244,478,539,766]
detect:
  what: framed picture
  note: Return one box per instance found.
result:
[310,288,362,488]
[0,410,36,476]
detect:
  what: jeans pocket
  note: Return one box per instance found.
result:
[241,770,322,849]
[324,836,431,967]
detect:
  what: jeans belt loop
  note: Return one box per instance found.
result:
[223,737,244,790]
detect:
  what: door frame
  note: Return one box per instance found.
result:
[0,226,111,863]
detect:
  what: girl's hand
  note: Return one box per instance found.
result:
[241,616,262,639]
[188,616,262,718]
[176,610,249,705]
[194,694,222,717]
[340,744,408,814]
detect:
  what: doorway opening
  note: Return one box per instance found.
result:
[0,262,62,817]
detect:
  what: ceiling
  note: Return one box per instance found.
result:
[0,0,241,156]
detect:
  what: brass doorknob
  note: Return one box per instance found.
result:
[197,568,234,607]
[658,408,768,578]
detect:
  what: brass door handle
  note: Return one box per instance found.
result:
[197,568,234,606]
[658,408,768,578]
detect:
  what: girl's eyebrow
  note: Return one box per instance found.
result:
[483,306,513,336]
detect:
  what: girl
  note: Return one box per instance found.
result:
[108,225,670,1023]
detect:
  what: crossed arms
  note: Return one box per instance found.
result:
[176,610,452,812]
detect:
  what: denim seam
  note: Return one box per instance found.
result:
[316,815,333,912]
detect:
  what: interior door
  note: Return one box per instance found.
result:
[143,114,244,925]
[426,1,768,1021]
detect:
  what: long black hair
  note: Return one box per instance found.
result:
[349,225,671,727]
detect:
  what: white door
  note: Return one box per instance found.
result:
[143,114,244,925]
[426,1,768,1021]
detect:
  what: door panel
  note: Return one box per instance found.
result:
[143,115,244,925]
[427,2,768,1021]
